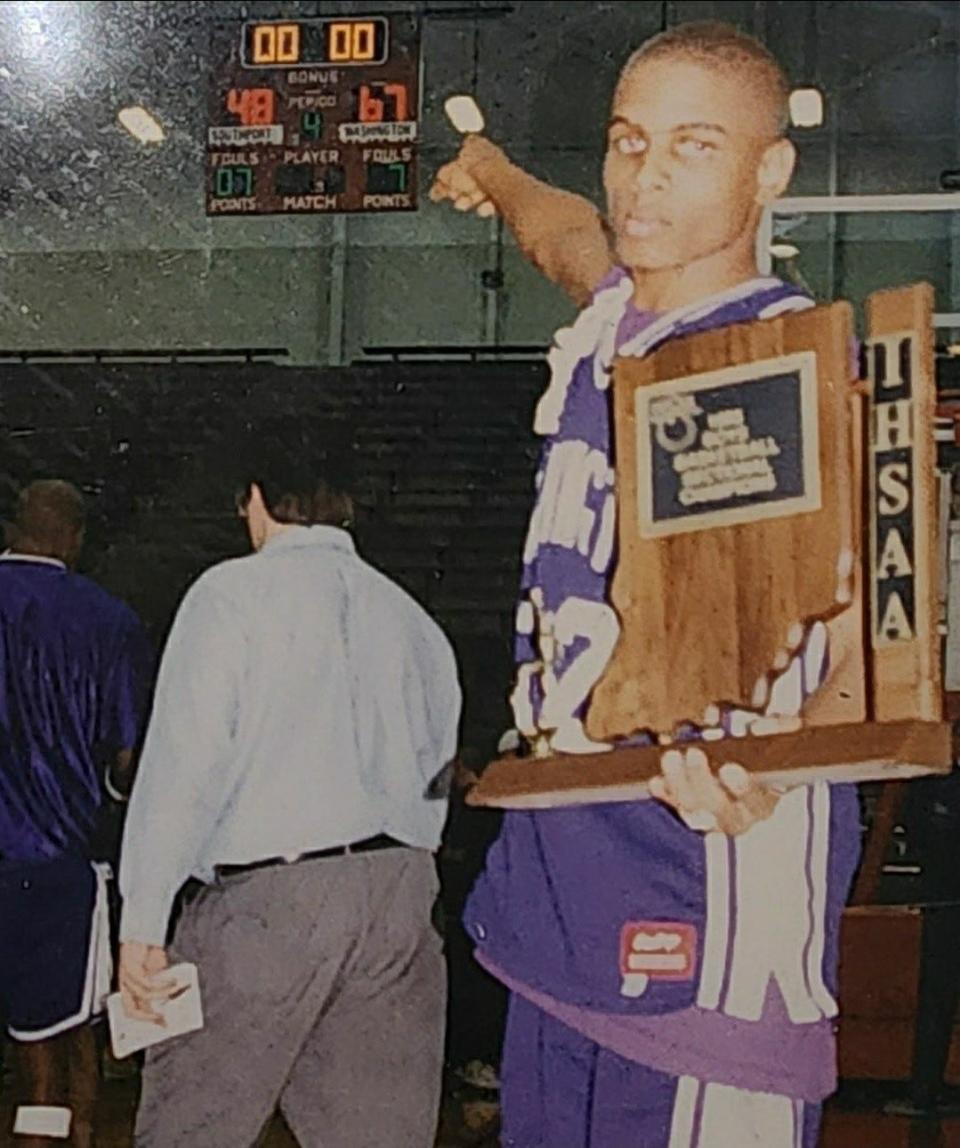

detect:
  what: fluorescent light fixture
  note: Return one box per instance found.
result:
[770,242,800,260]
[789,88,824,128]
[444,94,485,135]
[118,106,164,144]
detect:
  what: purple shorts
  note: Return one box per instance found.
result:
[0,855,105,1041]
[500,994,822,1148]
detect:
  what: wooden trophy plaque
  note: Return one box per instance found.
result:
[469,284,952,810]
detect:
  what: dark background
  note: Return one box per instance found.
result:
[0,359,547,755]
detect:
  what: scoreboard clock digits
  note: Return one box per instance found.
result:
[243,17,389,68]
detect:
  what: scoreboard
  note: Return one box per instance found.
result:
[206,14,420,216]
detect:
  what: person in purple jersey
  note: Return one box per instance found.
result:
[0,480,151,1148]
[431,21,862,1148]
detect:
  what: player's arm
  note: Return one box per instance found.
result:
[430,136,615,307]
[105,747,136,802]
[100,611,154,802]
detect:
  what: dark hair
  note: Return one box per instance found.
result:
[620,21,791,137]
[14,480,86,547]
[231,421,355,529]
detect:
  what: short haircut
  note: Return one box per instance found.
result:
[232,421,355,529]
[15,480,86,547]
[619,21,790,137]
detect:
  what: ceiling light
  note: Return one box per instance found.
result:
[118,106,165,145]
[11,1,87,96]
[789,88,824,129]
[770,242,800,260]
[444,95,485,135]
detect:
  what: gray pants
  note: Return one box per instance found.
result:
[135,848,445,1147]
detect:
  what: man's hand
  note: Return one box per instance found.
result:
[119,941,177,1025]
[649,747,781,836]
[429,136,505,218]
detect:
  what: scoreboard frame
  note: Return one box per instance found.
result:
[206,13,421,218]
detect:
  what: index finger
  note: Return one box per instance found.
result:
[121,965,176,1001]
[674,747,724,815]
[428,177,452,203]
[120,985,166,1026]
[439,163,481,199]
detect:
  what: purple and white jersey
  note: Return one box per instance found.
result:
[0,555,152,862]
[512,269,831,749]
[465,270,863,1100]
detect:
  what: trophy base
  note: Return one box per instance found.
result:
[467,720,953,810]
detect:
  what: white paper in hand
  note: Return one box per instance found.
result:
[107,962,204,1059]
[444,95,485,135]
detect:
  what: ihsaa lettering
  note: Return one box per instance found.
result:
[869,333,917,644]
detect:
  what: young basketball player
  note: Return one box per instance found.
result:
[432,22,860,1147]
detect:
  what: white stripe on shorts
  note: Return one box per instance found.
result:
[667,1076,701,1148]
[669,1077,803,1147]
